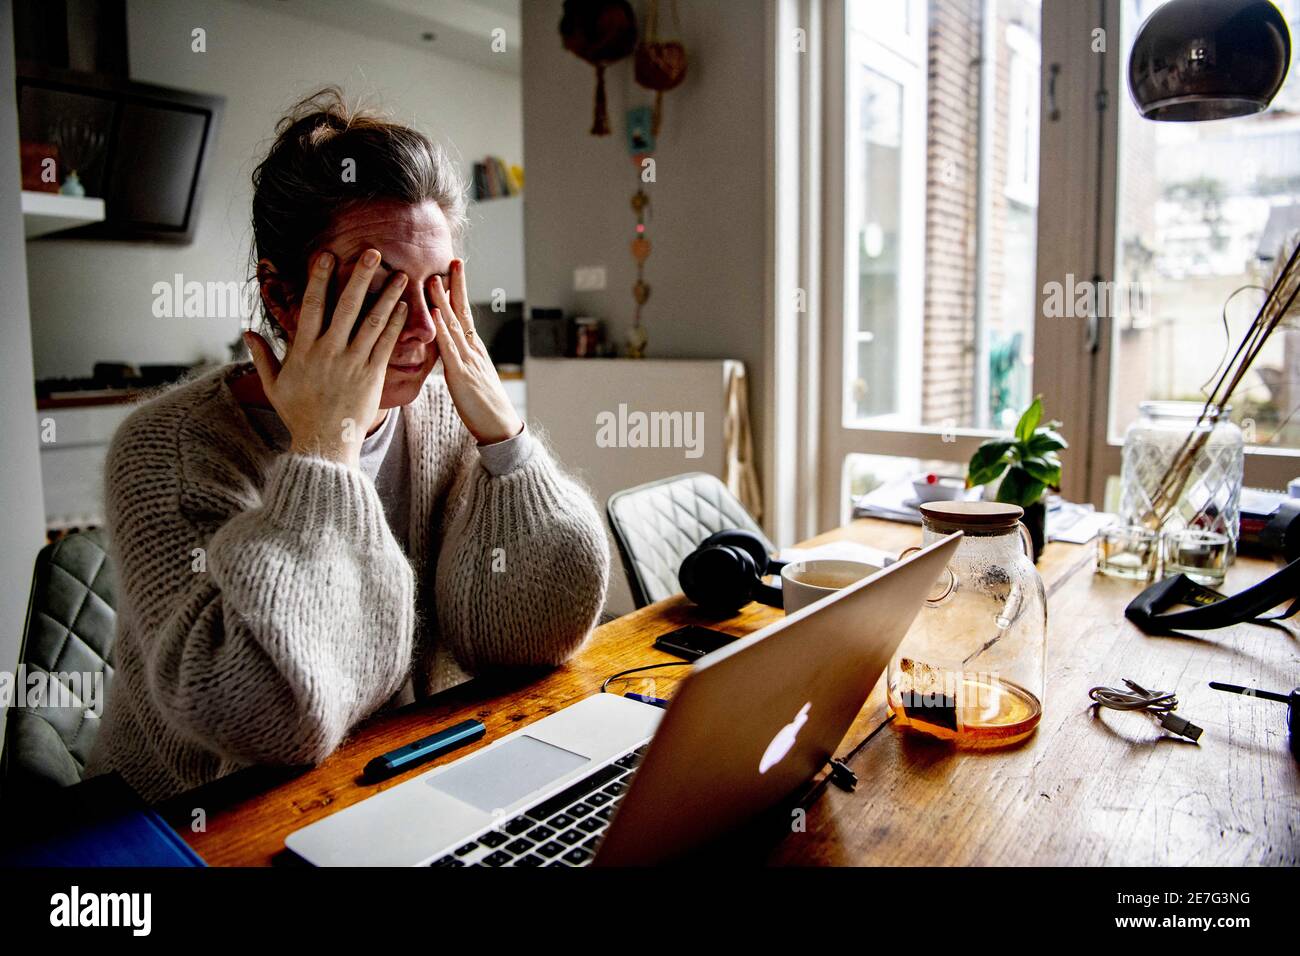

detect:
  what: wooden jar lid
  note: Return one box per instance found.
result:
[918,500,1024,531]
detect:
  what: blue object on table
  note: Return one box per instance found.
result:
[363,718,487,781]
[623,692,669,708]
[0,773,205,867]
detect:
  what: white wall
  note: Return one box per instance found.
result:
[527,358,740,615]
[0,0,51,758]
[25,0,523,378]
[520,0,771,508]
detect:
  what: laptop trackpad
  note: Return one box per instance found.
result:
[427,735,590,813]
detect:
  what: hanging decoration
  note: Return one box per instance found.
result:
[625,105,656,359]
[628,185,651,358]
[634,0,688,136]
[625,103,655,156]
[559,0,638,136]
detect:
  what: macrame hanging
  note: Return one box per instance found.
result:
[560,0,638,136]
[628,185,651,358]
[634,0,688,136]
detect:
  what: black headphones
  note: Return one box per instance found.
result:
[678,530,787,614]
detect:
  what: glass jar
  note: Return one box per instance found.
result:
[1119,402,1244,559]
[886,502,1048,748]
[574,317,602,358]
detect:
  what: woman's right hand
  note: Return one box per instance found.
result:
[244,249,409,468]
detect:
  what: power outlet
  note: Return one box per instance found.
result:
[573,266,607,292]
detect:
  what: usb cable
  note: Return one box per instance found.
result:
[1089,678,1204,742]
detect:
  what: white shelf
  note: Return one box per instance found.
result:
[22,190,106,238]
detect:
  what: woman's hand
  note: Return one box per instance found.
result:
[427,259,524,445]
[244,249,409,468]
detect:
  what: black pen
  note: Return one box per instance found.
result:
[363,719,486,782]
[1209,682,1299,758]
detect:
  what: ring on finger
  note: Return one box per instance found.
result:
[462,310,479,340]
[455,311,476,339]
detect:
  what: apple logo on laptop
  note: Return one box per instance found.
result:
[759,702,811,774]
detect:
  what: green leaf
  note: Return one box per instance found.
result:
[1015,396,1044,445]
[967,439,1014,487]
[970,439,1014,470]
[995,466,1047,508]
[1020,456,1062,487]
[1026,428,1069,454]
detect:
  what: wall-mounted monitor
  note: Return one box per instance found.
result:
[16,64,223,243]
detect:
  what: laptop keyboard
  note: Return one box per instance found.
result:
[428,744,647,868]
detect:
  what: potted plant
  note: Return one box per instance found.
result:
[966,396,1067,562]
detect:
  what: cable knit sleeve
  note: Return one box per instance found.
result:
[432,435,610,672]
[105,408,416,771]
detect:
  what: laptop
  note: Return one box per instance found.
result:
[284,532,961,867]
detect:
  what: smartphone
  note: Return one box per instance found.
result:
[652,625,737,661]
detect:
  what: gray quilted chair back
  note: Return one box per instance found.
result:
[2,529,116,791]
[607,473,773,608]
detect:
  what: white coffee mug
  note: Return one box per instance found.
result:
[780,559,881,614]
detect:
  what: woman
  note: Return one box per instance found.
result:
[85,90,610,803]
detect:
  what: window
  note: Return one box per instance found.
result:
[841,0,1042,435]
[846,26,924,425]
[819,0,1296,530]
[1112,0,1300,454]
[827,0,1045,523]
[1005,23,1040,208]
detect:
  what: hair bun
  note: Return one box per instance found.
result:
[249,87,467,342]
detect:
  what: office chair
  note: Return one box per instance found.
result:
[607,472,774,608]
[1,529,116,793]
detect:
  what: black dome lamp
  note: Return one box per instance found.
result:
[1128,0,1292,121]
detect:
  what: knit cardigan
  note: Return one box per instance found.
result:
[84,363,610,804]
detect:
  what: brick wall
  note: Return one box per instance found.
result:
[922,0,981,427]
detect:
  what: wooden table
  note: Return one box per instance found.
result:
[163,519,1299,866]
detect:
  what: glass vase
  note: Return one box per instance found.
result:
[1119,401,1244,560]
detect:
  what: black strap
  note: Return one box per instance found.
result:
[1125,558,1300,634]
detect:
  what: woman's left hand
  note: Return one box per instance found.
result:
[427,259,524,445]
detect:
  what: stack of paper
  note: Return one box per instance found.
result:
[851,482,1115,545]
[851,478,982,525]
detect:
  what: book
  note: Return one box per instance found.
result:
[0,773,205,867]
[472,156,524,200]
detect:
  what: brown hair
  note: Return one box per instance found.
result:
[250,87,467,339]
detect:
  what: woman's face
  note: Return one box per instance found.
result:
[287,198,455,409]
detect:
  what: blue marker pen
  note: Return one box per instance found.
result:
[363,719,486,781]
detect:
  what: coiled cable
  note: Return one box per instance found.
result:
[1089,678,1203,742]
